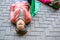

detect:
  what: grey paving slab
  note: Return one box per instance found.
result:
[0,0,60,40]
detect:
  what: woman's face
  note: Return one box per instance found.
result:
[16,19,25,30]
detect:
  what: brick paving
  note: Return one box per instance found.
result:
[0,0,60,40]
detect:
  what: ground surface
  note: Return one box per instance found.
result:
[0,0,60,40]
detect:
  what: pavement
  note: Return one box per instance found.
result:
[0,0,60,40]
